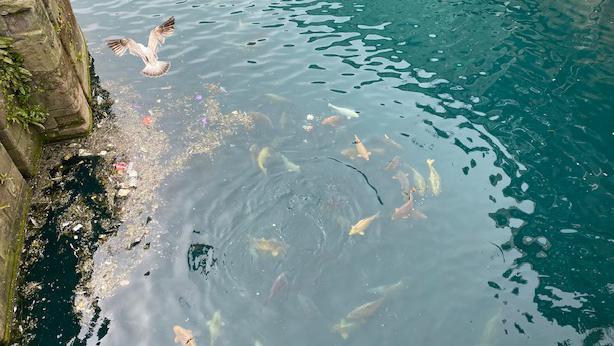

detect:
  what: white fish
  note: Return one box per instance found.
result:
[265,93,290,103]
[207,310,224,346]
[106,17,175,77]
[279,154,301,173]
[328,103,359,119]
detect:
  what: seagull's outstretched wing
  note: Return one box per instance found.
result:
[148,16,175,54]
[106,38,146,58]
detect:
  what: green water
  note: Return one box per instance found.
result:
[15,0,613,344]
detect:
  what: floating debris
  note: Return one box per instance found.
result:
[142,115,154,126]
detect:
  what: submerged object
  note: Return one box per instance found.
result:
[426,159,441,196]
[349,213,379,236]
[321,115,342,126]
[257,147,271,175]
[384,156,401,171]
[207,310,224,346]
[106,17,175,77]
[266,272,289,303]
[383,133,402,149]
[173,325,197,346]
[410,167,427,196]
[328,103,359,119]
[280,154,301,173]
[251,238,287,257]
[392,170,411,198]
[353,135,371,161]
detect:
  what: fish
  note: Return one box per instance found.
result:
[348,212,380,236]
[345,297,385,321]
[250,112,273,128]
[367,278,407,298]
[207,310,224,346]
[173,325,197,346]
[479,309,502,346]
[251,238,287,257]
[266,272,289,303]
[279,111,288,129]
[391,187,416,220]
[340,148,359,160]
[106,17,175,77]
[297,292,321,316]
[426,159,441,196]
[353,135,371,161]
[384,156,401,171]
[383,133,402,149]
[328,103,359,119]
[321,115,342,126]
[257,147,271,175]
[254,341,264,346]
[279,154,301,173]
[410,167,427,196]
[332,318,361,340]
[392,171,411,198]
[265,93,290,103]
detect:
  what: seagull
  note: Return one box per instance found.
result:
[106,16,175,77]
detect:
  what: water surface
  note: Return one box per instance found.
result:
[24,0,614,344]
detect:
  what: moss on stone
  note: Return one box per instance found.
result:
[0,37,48,130]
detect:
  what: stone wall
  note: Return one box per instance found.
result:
[0,143,28,344]
[0,0,93,343]
[0,0,92,141]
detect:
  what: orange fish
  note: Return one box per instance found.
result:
[353,135,371,161]
[173,325,197,346]
[321,115,342,126]
[391,187,416,220]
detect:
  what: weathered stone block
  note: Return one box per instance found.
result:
[0,142,27,345]
[1,0,92,141]
[0,0,37,15]
[0,96,42,178]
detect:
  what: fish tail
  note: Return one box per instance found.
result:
[426,158,435,166]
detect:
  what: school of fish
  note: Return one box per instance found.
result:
[172,98,445,344]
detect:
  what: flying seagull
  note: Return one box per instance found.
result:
[106,16,175,77]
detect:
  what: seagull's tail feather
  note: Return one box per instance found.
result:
[141,61,171,77]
